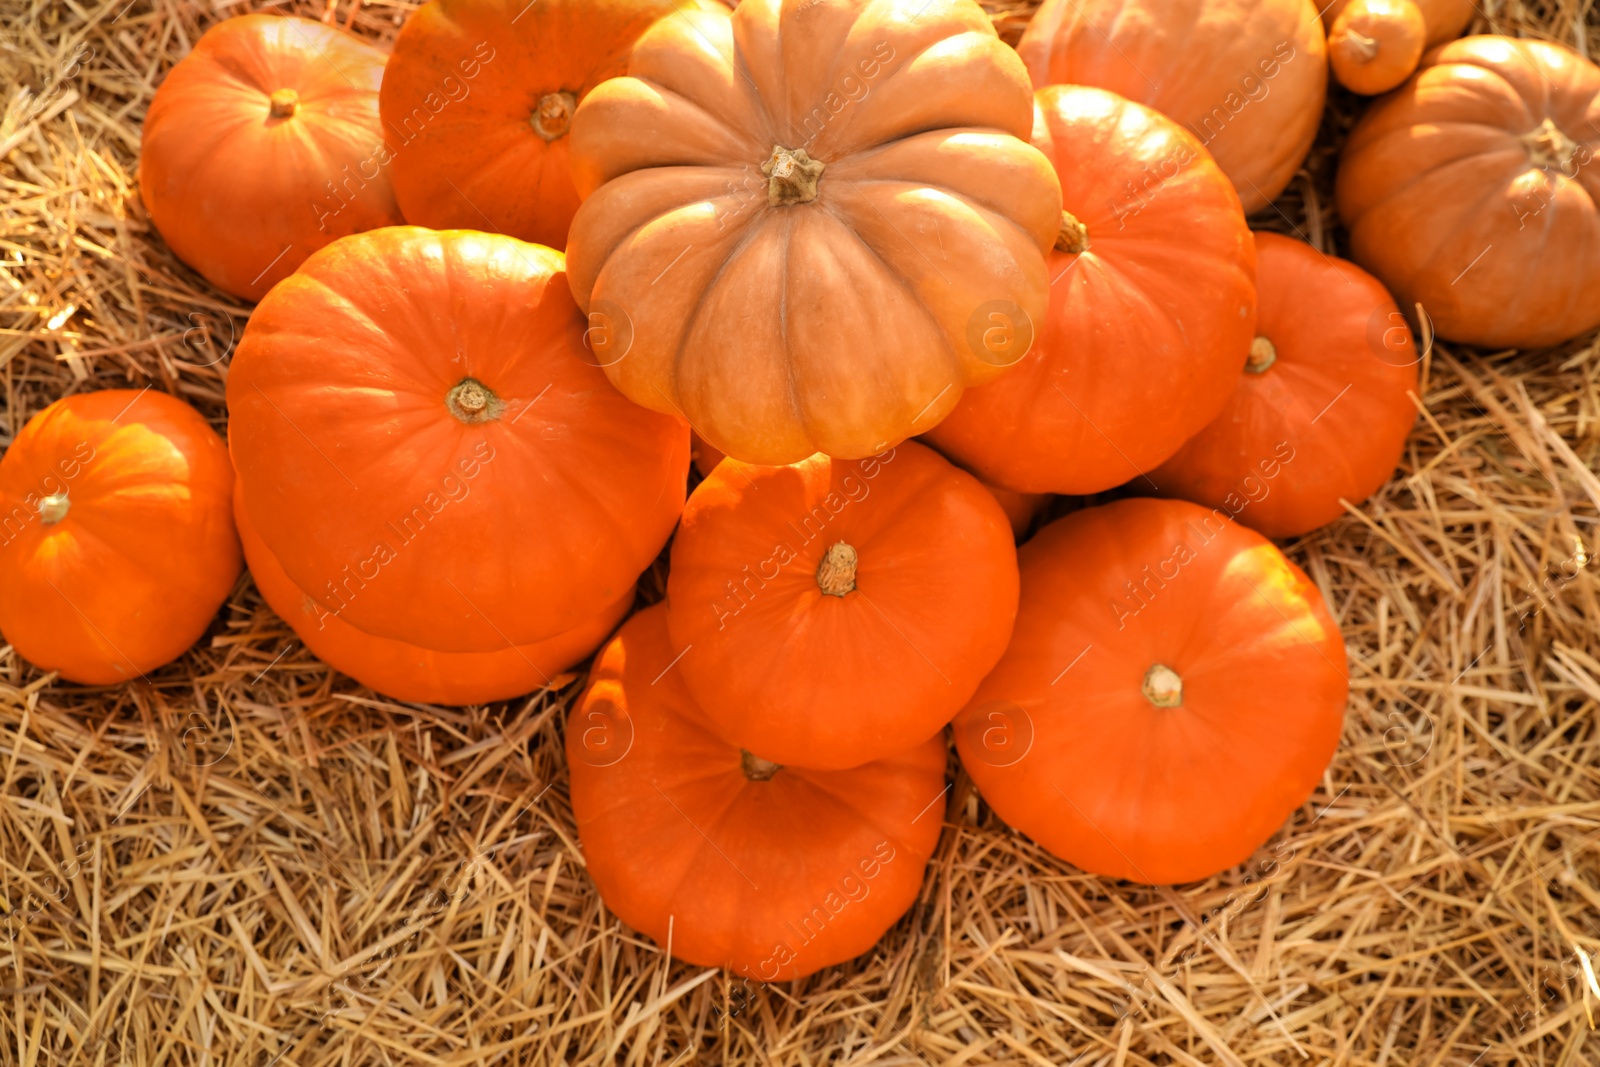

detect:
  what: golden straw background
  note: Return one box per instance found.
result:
[2,0,1599,1063]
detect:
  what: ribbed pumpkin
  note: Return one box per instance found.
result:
[954,498,1348,885]
[565,0,1061,465]
[924,86,1256,495]
[1017,0,1327,214]
[1337,36,1600,348]
[666,441,1018,769]
[380,0,725,248]
[568,605,947,979]
[228,227,688,653]
[1327,0,1427,94]
[139,14,402,301]
[0,391,240,684]
[234,492,630,705]
[1151,233,1418,538]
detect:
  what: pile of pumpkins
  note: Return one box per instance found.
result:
[1,0,1596,982]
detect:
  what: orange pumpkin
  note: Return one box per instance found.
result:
[1337,37,1600,348]
[1151,233,1418,539]
[1327,0,1427,94]
[565,0,1061,465]
[568,604,947,979]
[0,391,239,684]
[1017,0,1327,214]
[380,0,725,248]
[234,491,630,705]
[1320,0,1474,48]
[139,14,402,301]
[666,441,1018,769]
[924,86,1256,495]
[954,498,1347,885]
[227,227,688,653]
[985,482,1050,542]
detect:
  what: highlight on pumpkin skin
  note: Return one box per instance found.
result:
[953,497,1349,886]
[1327,0,1427,95]
[567,604,948,980]
[0,390,241,685]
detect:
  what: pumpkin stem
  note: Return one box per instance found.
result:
[761,145,825,207]
[1522,116,1580,172]
[1245,336,1277,374]
[816,541,858,597]
[1346,30,1380,62]
[741,750,782,781]
[532,91,578,141]
[268,88,299,119]
[1142,664,1183,708]
[1055,210,1090,254]
[38,493,70,525]
[446,378,504,424]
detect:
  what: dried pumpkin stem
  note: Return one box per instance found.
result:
[1055,210,1090,254]
[268,88,299,119]
[1142,664,1183,708]
[741,750,782,781]
[1346,30,1379,61]
[1245,336,1278,374]
[1521,116,1580,171]
[446,377,504,424]
[762,145,825,206]
[38,493,70,525]
[816,541,858,597]
[532,91,577,141]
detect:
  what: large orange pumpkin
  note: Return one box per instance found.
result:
[234,491,630,705]
[1017,0,1327,214]
[1336,37,1600,348]
[1151,233,1418,539]
[666,441,1018,770]
[0,391,240,685]
[227,227,688,653]
[924,86,1256,495]
[565,0,1061,465]
[139,14,402,301]
[568,604,947,979]
[954,498,1347,885]
[380,0,725,248]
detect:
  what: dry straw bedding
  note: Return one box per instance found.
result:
[2,0,1599,1064]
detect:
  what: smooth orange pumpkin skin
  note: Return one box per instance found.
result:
[1337,37,1600,348]
[924,86,1256,495]
[1018,0,1326,214]
[1151,233,1418,539]
[228,227,689,653]
[1328,0,1427,95]
[139,15,402,301]
[234,490,630,705]
[1320,0,1474,48]
[568,605,947,979]
[0,391,240,685]
[954,498,1347,885]
[565,0,1061,465]
[380,0,726,248]
[666,441,1018,770]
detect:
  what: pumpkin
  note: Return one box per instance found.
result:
[1017,0,1327,214]
[1320,0,1474,48]
[568,604,947,979]
[139,14,402,301]
[227,227,688,653]
[985,482,1050,542]
[380,0,725,248]
[1150,233,1418,538]
[0,390,240,685]
[1336,36,1600,348]
[665,441,1018,769]
[1327,0,1426,95]
[565,0,1062,465]
[924,86,1257,495]
[954,497,1347,885]
[234,491,631,705]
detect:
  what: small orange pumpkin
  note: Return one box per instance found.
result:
[955,498,1347,885]
[0,390,240,684]
[1151,233,1418,539]
[1328,0,1427,95]
[666,442,1018,770]
[568,604,947,979]
[140,15,402,301]
[234,491,630,705]
[1320,0,1474,48]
